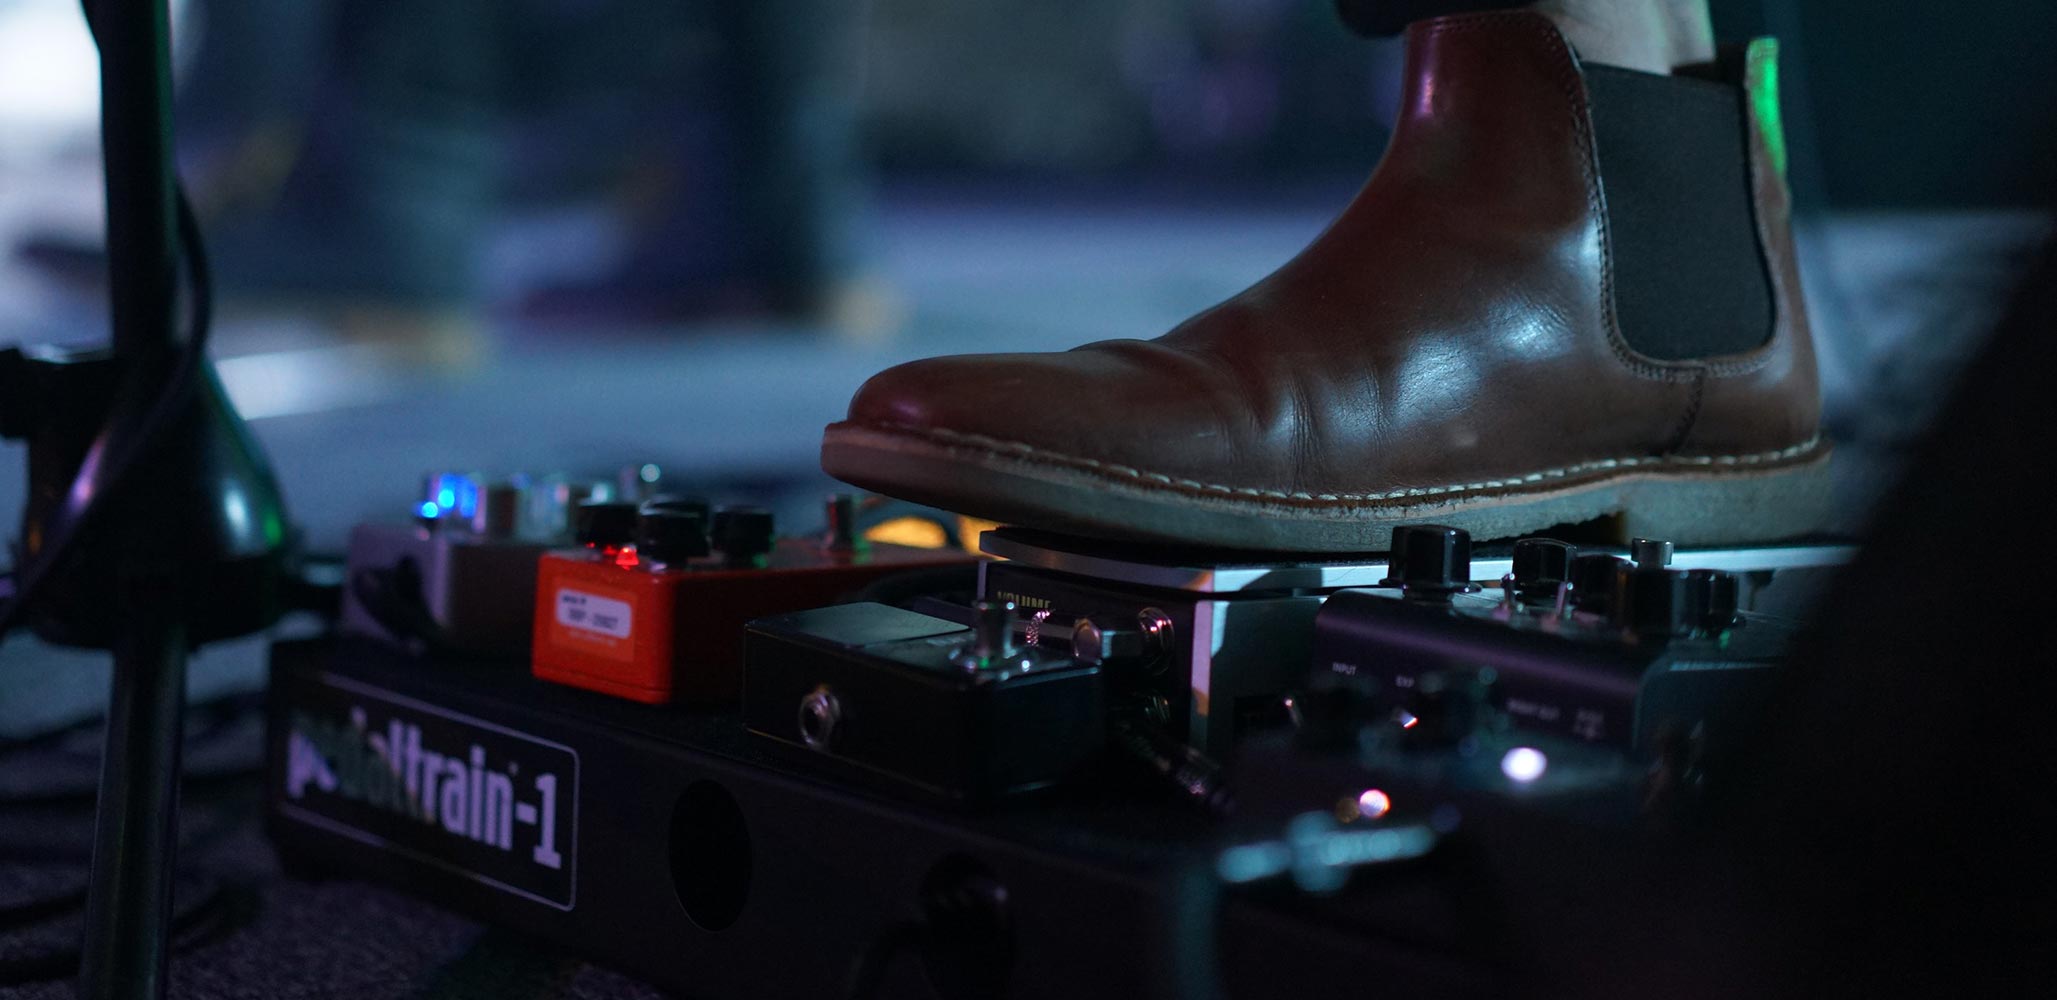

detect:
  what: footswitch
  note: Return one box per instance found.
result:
[532,498,975,705]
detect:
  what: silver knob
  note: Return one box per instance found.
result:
[1070,608,1174,673]
[971,600,1017,661]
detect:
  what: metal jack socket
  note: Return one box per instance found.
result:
[1070,608,1175,673]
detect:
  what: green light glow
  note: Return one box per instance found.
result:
[1750,38,1789,178]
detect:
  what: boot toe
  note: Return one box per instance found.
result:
[842,347,1167,462]
[844,353,1022,436]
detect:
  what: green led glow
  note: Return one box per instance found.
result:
[1750,38,1790,178]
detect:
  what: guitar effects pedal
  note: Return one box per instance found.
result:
[742,599,1106,804]
[1308,525,1800,769]
[531,496,976,705]
[339,472,618,657]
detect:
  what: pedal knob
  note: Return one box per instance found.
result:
[712,506,776,565]
[642,494,712,523]
[1511,538,1577,597]
[1630,537,1675,567]
[574,500,639,548]
[1380,524,1477,596]
[1620,567,1696,637]
[973,599,1017,661]
[1686,568,1741,633]
[472,482,522,538]
[823,493,860,551]
[1569,554,1630,615]
[636,508,710,563]
[952,599,1019,669]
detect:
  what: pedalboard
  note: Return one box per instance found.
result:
[265,632,1749,1000]
[286,509,1864,1000]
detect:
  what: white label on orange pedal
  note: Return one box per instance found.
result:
[555,589,633,640]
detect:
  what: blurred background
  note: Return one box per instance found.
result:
[1,0,2053,733]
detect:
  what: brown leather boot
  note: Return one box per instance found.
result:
[822,11,1828,552]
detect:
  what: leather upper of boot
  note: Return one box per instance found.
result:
[837,11,1820,505]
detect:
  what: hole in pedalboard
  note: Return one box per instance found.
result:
[668,780,752,931]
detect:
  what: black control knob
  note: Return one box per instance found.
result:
[574,500,639,547]
[636,508,710,563]
[1569,553,1630,615]
[1686,568,1740,633]
[1619,566,1696,637]
[1511,538,1577,599]
[1380,524,1478,597]
[1621,567,1745,638]
[642,494,712,523]
[711,506,776,566]
[822,493,860,552]
[1630,537,1674,567]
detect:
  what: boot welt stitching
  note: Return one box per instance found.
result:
[860,423,1824,505]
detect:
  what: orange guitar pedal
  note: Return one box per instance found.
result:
[532,497,976,705]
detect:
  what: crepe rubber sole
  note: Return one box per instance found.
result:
[822,422,1835,553]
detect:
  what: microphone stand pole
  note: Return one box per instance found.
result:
[78,2,190,997]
